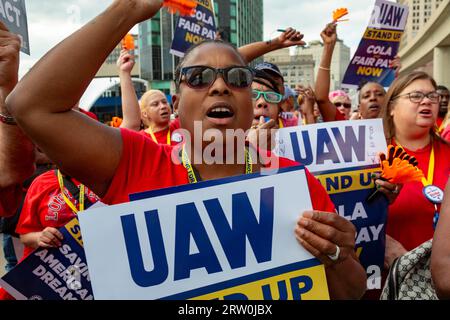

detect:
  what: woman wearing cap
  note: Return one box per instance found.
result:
[7,0,366,299]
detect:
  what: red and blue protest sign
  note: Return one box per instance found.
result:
[342,0,409,89]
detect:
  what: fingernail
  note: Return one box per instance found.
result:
[296,227,305,237]
[302,211,313,219]
[298,218,309,227]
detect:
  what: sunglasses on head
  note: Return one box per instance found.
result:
[177,65,254,89]
[334,102,352,109]
[252,90,283,104]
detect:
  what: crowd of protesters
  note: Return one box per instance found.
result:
[0,0,449,300]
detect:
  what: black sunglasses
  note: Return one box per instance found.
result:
[334,102,352,109]
[177,66,254,89]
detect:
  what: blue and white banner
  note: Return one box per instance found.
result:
[0,219,93,300]
[170,0,217,57]
[79,167,330,300]
[276,119,389,290]
[0,0,30,54]
[341,0,409,89]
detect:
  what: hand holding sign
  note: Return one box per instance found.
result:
[0,21,20,95]
[0,0,29,54]
[296,211,357,266]
[36,227,64,249]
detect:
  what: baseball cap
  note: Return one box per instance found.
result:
[255,62,284,81]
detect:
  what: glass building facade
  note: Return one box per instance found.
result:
[139,0,263,93]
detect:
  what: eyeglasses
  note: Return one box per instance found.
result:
[252,90,283,103]
[393,91,441,103]
[177,65,254,89]
[334,102,352,109]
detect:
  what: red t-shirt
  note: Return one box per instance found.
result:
[138,120,182,146]
[16,170,100,259]
[387,140,450,250]
[442,125,450,142]
[0,185,23,218]
[334,110,346,121]
[103,129,336,215]
[79,108,99,121]
[436,117,444,130]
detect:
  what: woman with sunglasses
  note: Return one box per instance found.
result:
[329,90,352,120]
[379,71,450,270]
[6,0,366,299]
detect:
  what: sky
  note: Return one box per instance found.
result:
[18,0,378,78]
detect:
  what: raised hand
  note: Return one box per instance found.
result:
[117,49,135,75]
[0,21,20,97]
[276,27,306,48]
[320,23,337,46]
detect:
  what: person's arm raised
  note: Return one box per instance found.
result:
[117,49,142,131]
[238,28,305,64]
[0,22,35,216]
[6,0,163,198]
[315,23,339,122]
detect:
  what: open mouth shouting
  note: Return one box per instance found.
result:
[418,108,434,118]
[206,102,235,125]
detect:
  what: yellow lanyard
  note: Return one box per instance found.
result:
[57,170,85,214]
[147,127,171,145]
[395,140,435,187]
[181,146,253,184]
[278,118,284,128]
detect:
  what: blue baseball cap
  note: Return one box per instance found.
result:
[255,62,284,81]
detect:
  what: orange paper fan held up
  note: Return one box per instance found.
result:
[122,34,135,51]
[367,145,425,202]
[163,0,198,16]
[332,8,349,23]
[111,117,123,128]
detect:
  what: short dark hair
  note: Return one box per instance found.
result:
[437,85,449,92]
[174,40,244,91]
[357,80,386,103]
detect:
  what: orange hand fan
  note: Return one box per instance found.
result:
[379,145,424,184]
[163,0,198,16]
[367,145,425,202]
[111,117,123,128]
[122,34,135,51]
[333,8,349,23]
